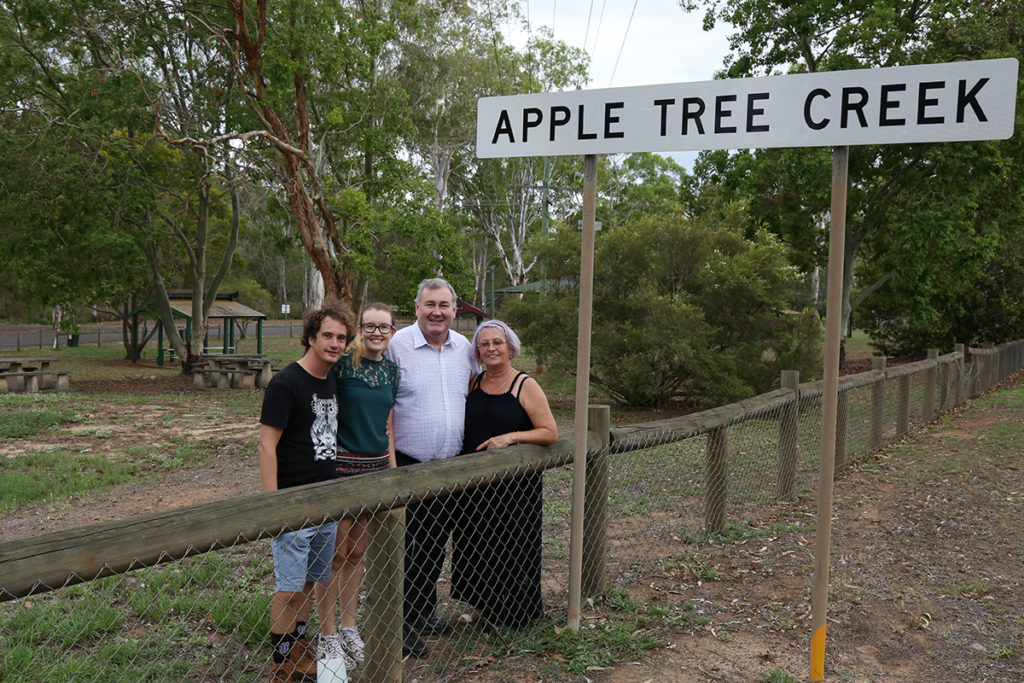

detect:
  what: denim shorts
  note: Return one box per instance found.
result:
[270,522,338,592]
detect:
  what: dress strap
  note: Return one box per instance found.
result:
[471,372,485,391]
[510,371,529,398]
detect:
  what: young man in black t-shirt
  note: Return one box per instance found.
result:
[259,305,354,682]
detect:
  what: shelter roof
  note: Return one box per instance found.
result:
[493,278,576,294]
[456,301,487,319]
[168,299,266,320]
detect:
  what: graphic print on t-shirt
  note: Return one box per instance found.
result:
[310,395,338,461]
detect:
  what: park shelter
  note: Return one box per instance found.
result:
[128,291,267,365]
[455,300,487,323]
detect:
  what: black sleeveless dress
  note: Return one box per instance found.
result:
[451,371,544,627]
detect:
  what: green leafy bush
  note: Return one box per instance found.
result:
[509,214,821,407]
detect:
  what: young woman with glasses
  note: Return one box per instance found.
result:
[319,303,399,668]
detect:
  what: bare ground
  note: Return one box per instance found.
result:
[2,370,1023,682]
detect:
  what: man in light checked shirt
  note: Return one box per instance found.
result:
[386,277,476,657]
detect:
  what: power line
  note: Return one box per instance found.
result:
[590,0,608,55]
[609,0,639,87]
[582,0,595,56]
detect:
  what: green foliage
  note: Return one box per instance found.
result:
[509,215,821,407]
[690,0,1024,354]
[598,153,689,229]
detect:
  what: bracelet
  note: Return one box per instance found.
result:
[516,431,520,444]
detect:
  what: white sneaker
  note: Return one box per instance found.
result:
[318,633,357,670]
[339,627,366,665]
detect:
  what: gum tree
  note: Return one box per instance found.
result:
[685,0,1024,353]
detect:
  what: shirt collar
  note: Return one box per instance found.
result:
[411,322,452,349]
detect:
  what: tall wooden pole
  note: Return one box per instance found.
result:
[810,145,849,680]
[568,154,598,631]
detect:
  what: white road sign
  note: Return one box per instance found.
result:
[476,58,1018,158]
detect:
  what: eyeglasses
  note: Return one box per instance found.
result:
[476,339,507,349]
[361,323,394,334]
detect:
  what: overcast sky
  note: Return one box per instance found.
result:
[514,0,731,88]
[506,0,735,166]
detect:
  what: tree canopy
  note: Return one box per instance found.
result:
[687,0,1024,354]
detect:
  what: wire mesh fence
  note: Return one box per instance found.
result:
[2,342,1021,681]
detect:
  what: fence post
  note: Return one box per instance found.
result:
[994,343,1004,385]
[582,404,610,598]
[835,387,849,472]
[923,349,938,421]
[705,428,727,534]
[896,374,911,436]
[776,370,799,500]
[984,342,997,392]
[870,356,886,450]
[16,330,21,352]
[362,507,405,683]
[954,343,966,404]
[939,354,950,414]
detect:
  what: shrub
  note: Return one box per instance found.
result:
[508,214,821,407]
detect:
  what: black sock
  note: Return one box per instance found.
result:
[270,631,294,664]
[293,620,308,641]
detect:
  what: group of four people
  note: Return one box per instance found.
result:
[258,278,558,681]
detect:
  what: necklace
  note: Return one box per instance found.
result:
[481,366,514,393]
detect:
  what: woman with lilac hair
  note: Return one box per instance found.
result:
[451,319,558,627]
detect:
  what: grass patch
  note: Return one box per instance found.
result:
[0,552,270,680]
[0,395,79,438]
[516,618,661,675]
[0,449,136,510]
[143,445,209,470]
[757,669,799,683]
[845,329,877,358]
[681,520,770,545]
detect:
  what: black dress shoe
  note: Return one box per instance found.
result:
[411,614,451,635]
[402,626,428,658]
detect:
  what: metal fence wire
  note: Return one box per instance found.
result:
[1,342,1021,681]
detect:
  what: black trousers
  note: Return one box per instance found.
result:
[396,450,454,626]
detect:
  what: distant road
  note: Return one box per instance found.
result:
[0,316,480,351]
[0,320,302,351]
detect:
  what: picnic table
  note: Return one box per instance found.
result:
[0,356,69,393]
[192,354,275,390]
